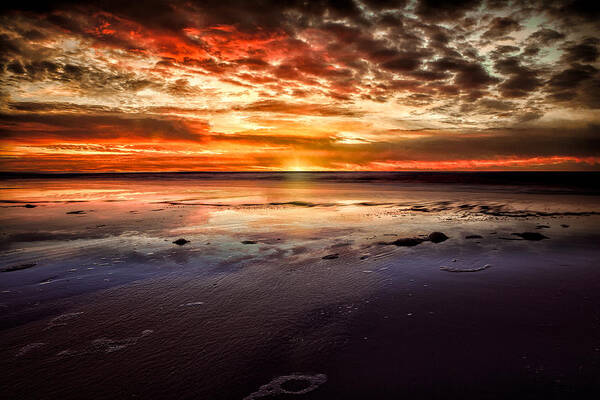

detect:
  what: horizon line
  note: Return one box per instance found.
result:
[2,170,599,175]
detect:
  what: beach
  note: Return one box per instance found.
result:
[1,172,600,399]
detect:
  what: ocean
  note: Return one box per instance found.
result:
[1,172,599,399]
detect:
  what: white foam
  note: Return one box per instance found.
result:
[180,302,205,307]
[16,342,46,357]
[243,373,327,399]
[58,330,154,356]
[45,312,84,330]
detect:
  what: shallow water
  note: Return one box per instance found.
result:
[1,172,600,399]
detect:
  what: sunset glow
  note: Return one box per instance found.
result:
[1,1,599,171]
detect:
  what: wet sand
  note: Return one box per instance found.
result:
[1,173,600,399]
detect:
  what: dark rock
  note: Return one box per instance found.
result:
[561,224,569,228]
[428,232,449,243]
[511,232,548,241]
[24,204,37,208]
[440,264,491,273]
[269,201,316,207]
[536,225,550,229]
[173,238,190,245]
[380,231,448,246]
[389,238,425,247]
[331,241,352,248]
[2,262,37,272]
[66,210,86,215]
[360,255,370,260]
[241,240,257,244]
[322,253,339,260]
[465,234,483,239]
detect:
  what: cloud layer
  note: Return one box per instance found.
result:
[1,0,599,171]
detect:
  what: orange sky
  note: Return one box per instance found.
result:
[1,1,599,171]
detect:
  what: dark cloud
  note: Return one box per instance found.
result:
[414,0,482,21]
[547,64,599,108]
[562,37,599,63]
[233,100,363,117]
[0,110,210,142]
[482,17,522,40]
[2,56,164,94]
[430,57,500,91]
[527,28,565,46]
[7,101,118,114]
[353,126,600,161]
[6,61,25,74]
[549,64,598,89]
[362,0,409,10]
[0,0,593,108]
[494,57,542,98]
[381,56,422,72]
[165,79,204,97]
[554,0,600,24]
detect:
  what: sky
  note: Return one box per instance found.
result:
[0,0,599,172]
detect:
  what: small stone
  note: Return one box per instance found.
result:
[173,238,190,245]
[440,264,492,273]
[2,262,37,272]
[322,253,339,260]
[428,232,449,243]
[511,232,548,241]
[389,237,424,247]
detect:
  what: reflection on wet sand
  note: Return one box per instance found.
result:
[1,173,600,399]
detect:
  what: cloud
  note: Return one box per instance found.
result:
[0,109,210,142]
[527,28,565,46]
[482,17,522,40]
[0,0,599,171]
[429,57,500,92]
[414,0,482,22]
[546,63,599,108]
[493,57,542,98]
[562,37,599,63]
[233,100,364,117]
